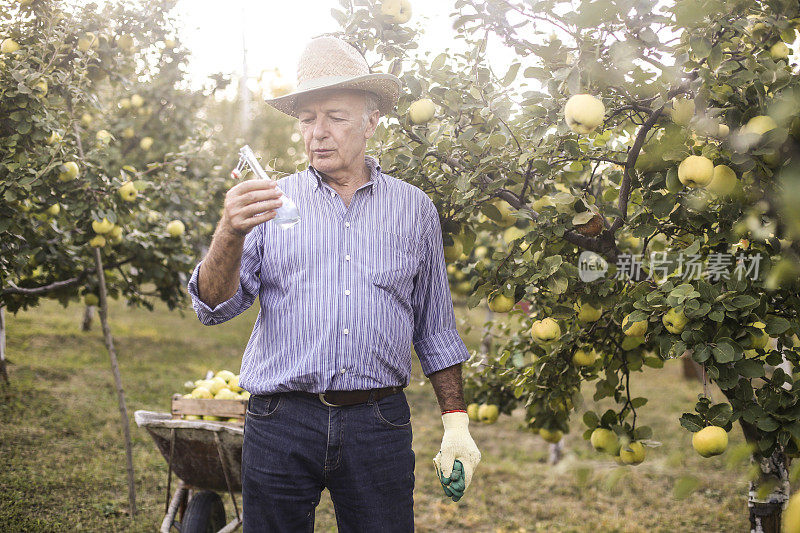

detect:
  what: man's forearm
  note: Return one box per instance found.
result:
[197,220,246,308]
[429,364,467,412]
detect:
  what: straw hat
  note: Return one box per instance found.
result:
[265,36,401,118]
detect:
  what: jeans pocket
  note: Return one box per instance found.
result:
[373,393,411,429]
[246,394,283,420]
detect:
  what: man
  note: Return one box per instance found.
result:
[187,36,481,532]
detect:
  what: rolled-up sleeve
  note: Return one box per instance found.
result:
[411,201,471,376]
[187,225,262,326]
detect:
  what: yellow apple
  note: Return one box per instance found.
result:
[92,218,115,234]
[770,41,790,60]
[207,376,228,395]
[564,94,605,134]
[33,80,47,96]
[190,386,213,399]
[240,391,251,400]
[380,0,412,24]
[119,98,131,109]
[622,314,647,337]
[477,403,499,424]
[228,375,243,392]
[214,388,239,400]
[466,403,479,421]
[1,39,20,54]
[540,428,563,443]
[108,225,123,244]
[77,32,97,52]
[408,98,435,124]
[167,220,185,237]
[118,181,137,202]
[716,124,729,138]
[706,165,738,196]
[743,115,777,136]
[58,161,80,182]
[572,348,597,367]
[95,129,112,144]
[184,414,202,420]
[662,307,689,334]
[532,195,554,211]
[443,235,463,263]
[116,34,134,52]
[215,370,236,382]
[47,131,61,144]
[678,155,714,188]
[746,322,771,350]
[488,291,515,313]
[620,441,646,465]
[80,113,93,127]
[45,204,60,216]
[670,97,695,126]
[574,301,602,323]
[139,136,153,151]
[130,94,144,107]
[122,127,135,139]
[89,235,106,247]
[784,491,800,533]
[590,427,620,454]
[531,317,561,344]
[692,426,728,458]
[491,199,517,227]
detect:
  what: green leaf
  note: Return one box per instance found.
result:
[706,403,733,426]
[765,316,791,336]
[712,340,738,363]
[583,411,600,429]
[757,416,779,432]
[736,359,765,378]
[680,413,704,432]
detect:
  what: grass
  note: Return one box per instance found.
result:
[0,296,754,532]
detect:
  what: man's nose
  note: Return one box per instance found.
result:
[311,117,329,139]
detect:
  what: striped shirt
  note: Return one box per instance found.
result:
[187,155,470,395]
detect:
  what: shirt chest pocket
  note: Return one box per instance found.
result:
[369,231,419,305]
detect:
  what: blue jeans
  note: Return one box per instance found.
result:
[241,391,415,532]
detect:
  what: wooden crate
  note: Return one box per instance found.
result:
[171,393,247,424]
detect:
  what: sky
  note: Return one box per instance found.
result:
[172,0,518,95]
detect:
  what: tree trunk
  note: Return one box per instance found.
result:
[94,248,137,519]
[748,448,789,533]
[548,441,563,465]
[81,305,95,331]
[0,306,8,384]
[681,356,703,381]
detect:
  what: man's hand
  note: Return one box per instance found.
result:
[433,411,481,502]
[222,174,283,237]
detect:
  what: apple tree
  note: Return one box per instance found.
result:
[336,0,800,530]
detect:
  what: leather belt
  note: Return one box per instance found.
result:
[294,386,403,407]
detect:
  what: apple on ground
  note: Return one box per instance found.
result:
[590,427,620,454]
[380,0,412,24]
[531,317,562,344]
[678,155,714,188]
[488,291,515,313]
[408,98,435,124]
[540,428,563,443]
[692,426,728,458]
[477,403,499,424]
[167,220,185,237]
[662,307,689,334]
[622,314,647,337]
[564,94,605,134]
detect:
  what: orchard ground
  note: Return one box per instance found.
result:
[1,297,752,531]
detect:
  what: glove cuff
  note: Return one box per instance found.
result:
[442,411,470,431]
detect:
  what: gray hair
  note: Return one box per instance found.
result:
[362,91,380,128]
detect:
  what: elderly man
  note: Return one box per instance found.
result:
[187,36,480,532]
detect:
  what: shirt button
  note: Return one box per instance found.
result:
[330,190,335,197]
[343,328,349,335]
[345,290,351,296]
[345,254,351,261]
[340,368,346,374]
[345,222,350,228]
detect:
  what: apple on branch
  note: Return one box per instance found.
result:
[662,307,689,334]
[531,317,561,345]
[408,98,435,125]
[380,0,412,24]
[564,94,605,135]
[58,161,79,182]
[488,290,515,313]
[118,181,138,202]
[678,155,714,188]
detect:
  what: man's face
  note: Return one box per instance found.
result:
[296,89,379,178]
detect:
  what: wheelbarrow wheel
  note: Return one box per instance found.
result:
[181,490,226,533]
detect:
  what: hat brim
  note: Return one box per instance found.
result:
[264,73,401,118]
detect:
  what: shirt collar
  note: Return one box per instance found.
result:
[307,155,382,196]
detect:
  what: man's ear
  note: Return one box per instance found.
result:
[364,110,381,139]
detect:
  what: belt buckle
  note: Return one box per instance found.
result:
[318,392,341,407]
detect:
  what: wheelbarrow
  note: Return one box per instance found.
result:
[134,410,244,533]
